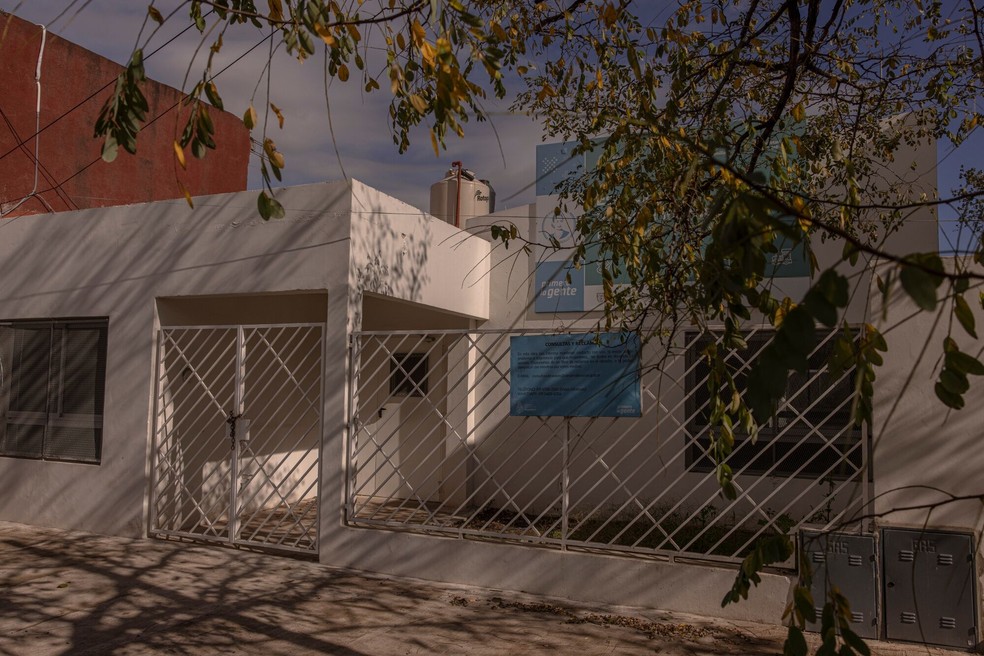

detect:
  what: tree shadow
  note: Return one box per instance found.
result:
[0,522,790,655]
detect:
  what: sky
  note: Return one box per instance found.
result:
[2,1,980,250]
[1,0,544,214]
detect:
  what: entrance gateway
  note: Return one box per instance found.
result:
[150,323,324,554]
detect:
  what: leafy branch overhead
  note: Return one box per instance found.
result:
[96,0,541,217]
[94,49,148,163]
[92,4,984,653]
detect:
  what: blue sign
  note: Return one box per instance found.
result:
[766,216,810,278]
[510,333,642,417]
[536,142,585,196]
[534,262,584,313]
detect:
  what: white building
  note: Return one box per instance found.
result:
[0,139,979,647]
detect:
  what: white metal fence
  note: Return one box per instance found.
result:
[346,328,870,565]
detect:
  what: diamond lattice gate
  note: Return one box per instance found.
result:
[151,324,324,554]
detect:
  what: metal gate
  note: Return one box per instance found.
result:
[151,324,324,554]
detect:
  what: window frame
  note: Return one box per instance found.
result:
[0,318,108,464]
[684,330,862,480]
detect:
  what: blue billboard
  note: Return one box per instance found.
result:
[510,333,642,417]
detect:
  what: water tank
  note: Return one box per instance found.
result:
[429,165,495,227]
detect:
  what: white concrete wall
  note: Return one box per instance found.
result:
[0,182,355,536]
[357,135,937,623]
[348,180,490,326]
[0,176,492,541]
[869,257,984,549]
[868,256,984,636]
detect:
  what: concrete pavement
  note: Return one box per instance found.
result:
[0,521,968,655]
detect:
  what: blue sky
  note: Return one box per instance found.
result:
[2,1,980,251]
[2,0,543,214]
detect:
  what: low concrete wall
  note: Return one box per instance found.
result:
[320,523,792,624]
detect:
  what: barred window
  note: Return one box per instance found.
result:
[685,331,862,479]
[390,353,428,397]
[0,320,107,464]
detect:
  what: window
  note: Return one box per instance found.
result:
[390,353,428,397]
[0,320,107,463]
[685,331,861,479]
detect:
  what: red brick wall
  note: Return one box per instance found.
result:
[0,13,249,217]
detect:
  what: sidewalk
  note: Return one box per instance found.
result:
[0,521,967,655]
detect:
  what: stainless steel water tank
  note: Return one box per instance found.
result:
[429,165,495,226]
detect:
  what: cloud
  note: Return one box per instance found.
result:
[3,0,543,212]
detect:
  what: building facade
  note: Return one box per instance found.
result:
[0,129,979,647]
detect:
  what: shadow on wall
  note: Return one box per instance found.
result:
[348,180,490,329]
[351,195,433,312]
[0,183,352,536]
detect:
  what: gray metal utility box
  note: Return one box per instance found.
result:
[882,528,976,648]
[800,531,878,639]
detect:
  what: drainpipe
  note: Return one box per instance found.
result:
[1,23,49,218]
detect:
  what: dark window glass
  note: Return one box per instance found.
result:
[390,353,428,397]
[0,320,107,464]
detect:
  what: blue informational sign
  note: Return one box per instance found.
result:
[534,262,584,313]
[510,333,642,417]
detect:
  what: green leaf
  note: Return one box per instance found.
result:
[817,269,850,308]
[204,81,223,110]
[939,368,969,395]
[945,349,984,376]
[129,48,145,72]
[257,191,285,220]
[841,626,871,656]
[955,295,977,338]
[783,626,808,656]
[900,265,939,311]
[842,241,860,266]
[804,291,837,328]
[101,135,119,162]
[934,381,966,409]
[793,586,816,623]
[723,535,793,607]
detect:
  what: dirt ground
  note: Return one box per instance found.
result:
[0,521,970,655]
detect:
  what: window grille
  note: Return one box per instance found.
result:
[684,331,861,479]
[348,328,871,563]
[0,319,107,464]
[390,353,428,397]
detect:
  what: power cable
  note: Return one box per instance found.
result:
[0,104,76,210]
[33,30,275,201]
[0,12,206,162]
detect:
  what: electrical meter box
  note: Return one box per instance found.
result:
[800,531,878,638]
[882,528,977,648]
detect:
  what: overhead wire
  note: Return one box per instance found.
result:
[0,12,207,163]
[0,104,74,211]
[33,29,275,202]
